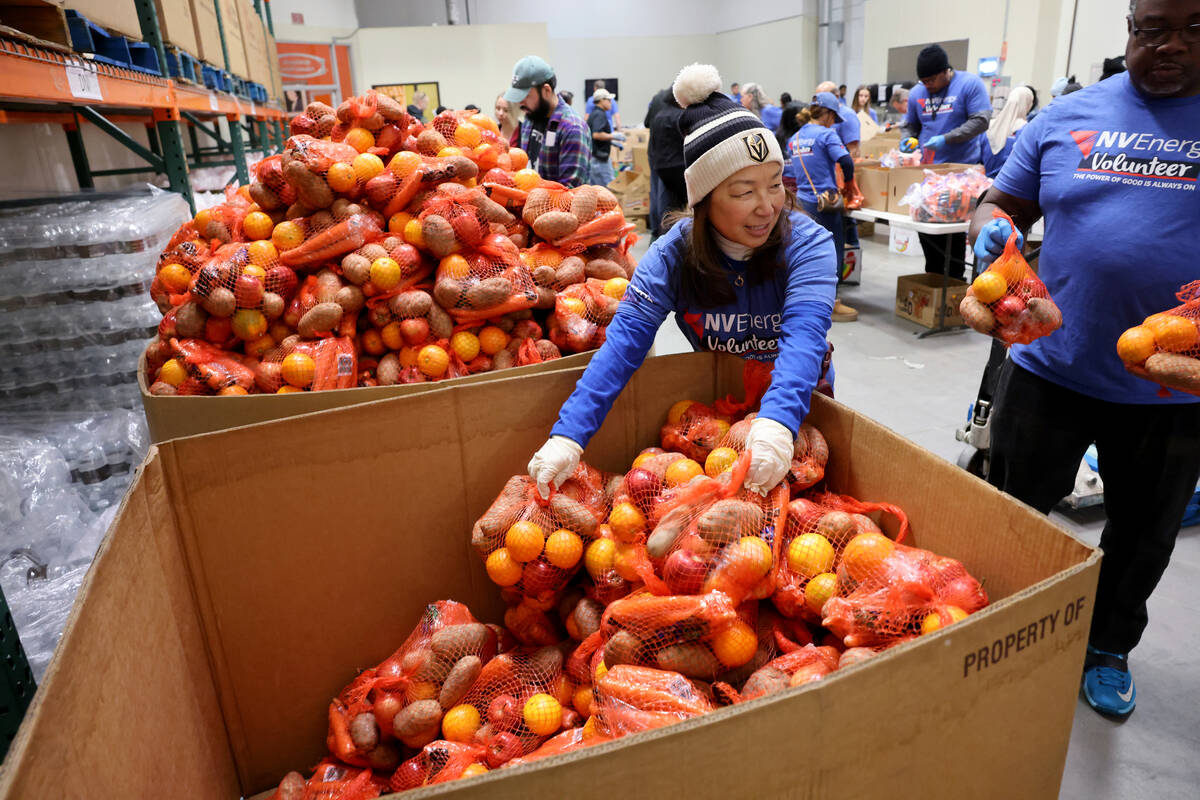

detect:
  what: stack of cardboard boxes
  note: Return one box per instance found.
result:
[607,127,651,233]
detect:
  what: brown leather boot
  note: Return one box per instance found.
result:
[832,299,858,322]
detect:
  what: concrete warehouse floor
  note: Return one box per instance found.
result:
[631,224,1200,800]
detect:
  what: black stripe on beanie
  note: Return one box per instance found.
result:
[683,110,766,170]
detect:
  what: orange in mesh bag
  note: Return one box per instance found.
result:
[1118,280,1200,397]
[179,242,300,341]
[432,235,540,323]
[634,450,786,605]
[771,492,910,622]
[473,465,610,611]
[271,758,389,800]
[325,601,499,770]
[657,401,735,465]
[598,590,752,681]
[364,154,480,218]
[256,335,360,393]
[281,135,361,212]
[961,210,1062,345]
[388,740,490,790]
[817,524,988,648]
[548,278,621,353]
[716,415,830,496]
[190,187,254,244]
[278,210,383,270]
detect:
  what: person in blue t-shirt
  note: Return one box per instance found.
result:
[528,63,837,499]
[969,0,1200,720]
[980,85,1035,178]
[785,93,857,323]
[900,44,992,281]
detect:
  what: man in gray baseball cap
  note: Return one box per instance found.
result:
[505,55,591,187]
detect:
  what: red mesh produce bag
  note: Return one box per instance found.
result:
[715,644,842,703]
[900,166,990,223]
[329,91,415,160]
[1118,280,1200,397]
[771,492,910,622]
[281,135,362,212]
[961,210,1062,345]
[176,242,300,345]
[633,450,787,605]
[548,279,621,353]
[658,401,734,464]
[715,414,829,496]
[473,465,610,613]
[270,759,388,800]
[592,664,713,736]
[250,154,299,211]
[170,337,255,393]
[277,211,383,271]
[417,189,519,256]
[819,535,989,648]
[598,590,751,681]
[364,154,480,219]
[502,721,615,767]
[325,601,499,770]
[289,101,338,139]
[388,740,489,790]
[522,185,633,252]
[431,232,539,323]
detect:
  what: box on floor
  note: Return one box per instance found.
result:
[895,273,969,328]
[0,353,1099,800]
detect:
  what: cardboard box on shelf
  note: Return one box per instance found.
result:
[138,349,596,443]
[264,30,281,101]
[156,0,199,55]
[190,0,223,68]
[235,0,269,86]
[216,0,247,77]
[0,352,1099,800]
[61,0,141,40]
[895,273,969,328]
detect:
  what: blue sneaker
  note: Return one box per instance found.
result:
[1082,646,1135,718]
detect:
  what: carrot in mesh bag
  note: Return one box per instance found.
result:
[598,590,755,681]
[960,209,1062,345]
[271,759,389,800]
[592,664,714,736]
[1117,280,1200,397]
[364,154,480,218]
[277,210,384,271]
[818,524,988,649]
[715,413,829,496]
[474,465,609,614]
[770,492,909,623]
[170,337,255,393]
[324,601,499,770]
[899,166,991,223]
[548,278,622,353]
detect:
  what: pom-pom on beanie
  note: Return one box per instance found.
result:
[672,63,784,208]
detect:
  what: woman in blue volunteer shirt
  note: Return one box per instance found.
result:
[900,44,992,281]
[785,93,856,276]
[969,0,1200,720]
[528,64,837,498]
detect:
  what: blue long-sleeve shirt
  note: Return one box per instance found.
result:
[550,211,837,447]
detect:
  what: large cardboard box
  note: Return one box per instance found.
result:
[860,131,902,160]
[856,161,889,212]
[896,273,969,328]
[156,0,199,55]
[612,127,648,167]
[216,0,247,77]
[265,30,282,101]
[138,350,596,442]
[606,169,650,215]
[0,352,1099,799]
[190,0,224,68]
[236,0,269,86]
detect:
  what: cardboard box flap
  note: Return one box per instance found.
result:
[0,456,239,799]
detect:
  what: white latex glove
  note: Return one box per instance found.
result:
[743,417,795,495]
[528,436,584,499]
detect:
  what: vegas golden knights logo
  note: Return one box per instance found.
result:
[743,132,768,162]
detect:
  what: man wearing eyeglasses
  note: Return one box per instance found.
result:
[969,0,1200,719]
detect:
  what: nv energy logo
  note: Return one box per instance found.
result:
[1071,130,1200,182]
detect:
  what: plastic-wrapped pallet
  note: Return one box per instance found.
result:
[0,186,183,681]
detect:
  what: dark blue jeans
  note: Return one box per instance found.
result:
[799,199,844,269]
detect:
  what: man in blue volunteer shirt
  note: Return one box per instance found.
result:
[901,45,991,280]
[969,0,1200,720]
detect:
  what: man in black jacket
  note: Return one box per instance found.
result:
[644,87,686,239]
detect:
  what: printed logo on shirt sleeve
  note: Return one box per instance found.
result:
[1070,129,1200,189]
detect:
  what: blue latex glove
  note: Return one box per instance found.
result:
[925,134,946,151]
[899,137,919,153]
[973,217,1024,265]
[611,131,627,143]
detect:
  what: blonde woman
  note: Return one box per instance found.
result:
[494,94,521,145]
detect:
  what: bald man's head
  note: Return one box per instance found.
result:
[815,81,837,95]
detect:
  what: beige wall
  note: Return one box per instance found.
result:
[716,15,820,103]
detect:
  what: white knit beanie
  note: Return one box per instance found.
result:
[673,64,784,208]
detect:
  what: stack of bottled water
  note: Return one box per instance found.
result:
[0,186,188,680]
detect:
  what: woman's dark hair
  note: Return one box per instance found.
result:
[1024,85,1039,112]
[780,92,793,106]
[774,102,804,150]
[664,189,798,308]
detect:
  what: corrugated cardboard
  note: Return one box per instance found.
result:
[631,144,649,175]
[61,0,141,40]
[235,0,269,85]
[0,352,1099,799]
[265,30,281,101]
[157,0,199,55]
[888,162,971,213]
[860,131,902,159]
[856,161,889,211]
[607,170,649,215]
[215,0,246,77]
[190,0,223,67]
[896,273,969,328]
[138,349,596,442]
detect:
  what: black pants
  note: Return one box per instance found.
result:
[987,361,1200,653]
[917,231,967,282]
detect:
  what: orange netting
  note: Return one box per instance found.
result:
[270,759,388,800]
[548,279,621,354]
[961,210,1062,345]
[1118,280,1200,397]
